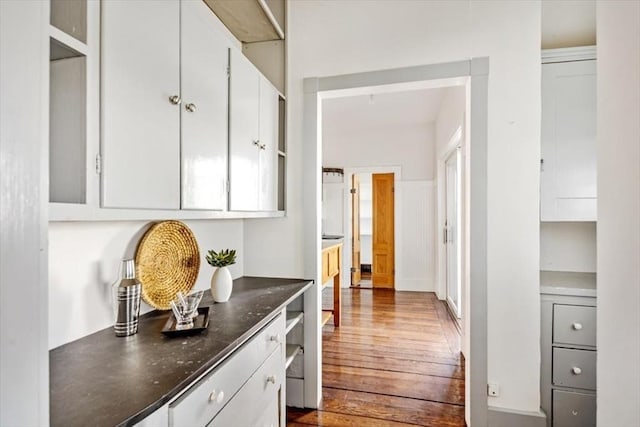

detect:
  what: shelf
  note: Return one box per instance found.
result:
[286,311,303,334]
[50,25,88,58]
[321,310,332,326]
[285,344,302,370]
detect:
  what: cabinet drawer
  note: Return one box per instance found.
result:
[553,304,596,347]
[208,345,284,427]
[553,347,596,390]
[553,390,595,427]
[169,314,284,426]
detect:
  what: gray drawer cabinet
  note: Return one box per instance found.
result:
[553,390,596,427]
[541,293,597,427]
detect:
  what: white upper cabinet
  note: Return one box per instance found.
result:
[229,50,279,211]
[258,77,279,211]
[541,50,597,221]
[180,1,229,211]
[101,0,181,210]
[101,0,229,211]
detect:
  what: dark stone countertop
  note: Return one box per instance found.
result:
[50,276,313,427]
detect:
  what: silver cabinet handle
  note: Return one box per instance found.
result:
[208,389,224,403]
[185,103,197,113]
[266,375,277,384]
[571,367,582,375]
[169,95,181,105]
[572,323,583,331]
[269,334,281,343]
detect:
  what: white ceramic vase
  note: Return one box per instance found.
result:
[210,266,232,303]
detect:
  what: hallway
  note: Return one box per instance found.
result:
[288,289,466,426]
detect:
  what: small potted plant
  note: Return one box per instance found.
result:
[206,249,236,303]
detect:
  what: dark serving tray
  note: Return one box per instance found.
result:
[161,306,210,337]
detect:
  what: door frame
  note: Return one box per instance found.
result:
[302,59,489,425]
[343,167,402,290]
[444,146,462,318]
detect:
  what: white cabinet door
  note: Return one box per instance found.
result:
[180,1,229,210]
[101,0,180,209]
[229,49,260,211]
[541,59,597,221]
[258,77,279,211]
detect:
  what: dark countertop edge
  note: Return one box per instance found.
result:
[321,239,343,250]
[119,277,314,426]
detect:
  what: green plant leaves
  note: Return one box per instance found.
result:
[206,249,237,267]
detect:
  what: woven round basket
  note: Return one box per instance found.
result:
[135,220,200,310]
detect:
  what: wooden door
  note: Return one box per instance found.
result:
[180,0,229,210]
[372,173,394,288]
[351,174,361,285]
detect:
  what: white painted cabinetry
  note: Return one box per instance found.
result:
[101,0,181,209]
[229,49,279,211]
[180,1,230,211]
[540,48,597,221]
[101,0,229,210]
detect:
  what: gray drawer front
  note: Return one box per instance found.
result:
[553,390,595,427]
[553,348,596,390]
[553,304,596,347]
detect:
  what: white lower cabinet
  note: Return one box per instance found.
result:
[166,314,285,427]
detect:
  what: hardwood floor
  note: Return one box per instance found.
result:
[287,289,466,427]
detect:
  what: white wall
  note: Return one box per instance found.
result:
[322,108,437,291]
[0,1,49,425]
[323,122,437,181]
[540,222,597,272]
[48,220,244,348]
[596,2,640,425]
[275,0,542,416]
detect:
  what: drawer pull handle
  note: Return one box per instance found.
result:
[571,367,582,375]
[572,323,583,331]
[208,389,224,404]
[266,375,277,385]
[269,334,281,343]
[572,410,579,416]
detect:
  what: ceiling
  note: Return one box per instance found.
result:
[542,0,596,49]
[322,88,447,135]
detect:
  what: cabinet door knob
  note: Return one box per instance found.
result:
[253,139,261,147]
[208,389,224,403]
[260,143,266,150]
[269,334,281,343]
[571,367,582,375]
[266,375,277,384]
[185,103,197,113]
[572,323,583,331]
[169,95,181,105]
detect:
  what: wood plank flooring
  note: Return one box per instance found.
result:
[287,289,466,427]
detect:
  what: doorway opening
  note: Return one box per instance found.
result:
[351,172,395,289]
[304,59,489,425]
